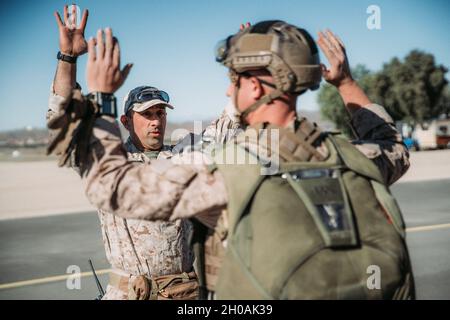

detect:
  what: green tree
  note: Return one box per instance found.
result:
[318,50,449,136]
[371,50,448,124]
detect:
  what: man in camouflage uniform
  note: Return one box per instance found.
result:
[50,6,197,300]
[50,86,199,300]
[48,20,413,299]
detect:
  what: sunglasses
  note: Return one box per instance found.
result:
[124,86,170,114]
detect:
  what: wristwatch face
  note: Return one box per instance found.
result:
[100,99,115,115]
[91,93,117,118]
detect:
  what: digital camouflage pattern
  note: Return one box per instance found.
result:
[202,101,244,145]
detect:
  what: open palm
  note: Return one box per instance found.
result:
[317,30,353,87]
[54,5,89,57]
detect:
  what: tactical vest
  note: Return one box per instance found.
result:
[194,120,415,299]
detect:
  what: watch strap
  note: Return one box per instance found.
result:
[57,51,77,64]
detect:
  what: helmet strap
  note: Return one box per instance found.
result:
[239,88,284,124]
[233,74,243,121]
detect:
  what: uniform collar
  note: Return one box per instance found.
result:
[124,137,172,161]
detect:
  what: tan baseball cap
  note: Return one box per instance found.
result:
[123,86,174,115]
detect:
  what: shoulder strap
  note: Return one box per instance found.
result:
[370,180,406,238]
[327,134,385,184]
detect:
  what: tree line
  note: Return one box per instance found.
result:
[318,50,450,137]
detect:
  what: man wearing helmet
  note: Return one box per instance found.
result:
[215,21,407,184]
[48,20,414,299]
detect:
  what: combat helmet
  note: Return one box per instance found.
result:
[215,20,322,121]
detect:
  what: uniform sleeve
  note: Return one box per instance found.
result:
[349,103,410,185]
[46,82,82,124]
[202,102,244,144]
[79,99,227,225]
[46,83,81,171]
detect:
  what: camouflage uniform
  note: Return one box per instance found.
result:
[51,89,411,296]
[47,89,194,300]
[202,101,244,144]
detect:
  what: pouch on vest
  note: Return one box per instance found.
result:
[284,168,358,248]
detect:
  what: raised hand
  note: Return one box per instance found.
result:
[54,5,89,56]
[87,28,133,94]
[317,30,353,88]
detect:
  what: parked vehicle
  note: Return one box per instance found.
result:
[413,118,450,150]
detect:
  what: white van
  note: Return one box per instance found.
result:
[413,118,450,150]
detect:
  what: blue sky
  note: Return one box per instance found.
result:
[0,0,449,131]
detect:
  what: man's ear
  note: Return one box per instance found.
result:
[249,76,264,99]
[120,115,129,130]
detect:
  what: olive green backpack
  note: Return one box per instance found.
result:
[212,133,415,299]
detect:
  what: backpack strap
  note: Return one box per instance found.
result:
[370,180,406,238]
[327,134,385,184]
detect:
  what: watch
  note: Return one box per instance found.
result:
[87,92,118,118]
[57,51,77,64]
